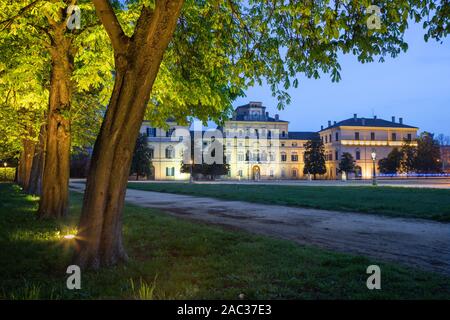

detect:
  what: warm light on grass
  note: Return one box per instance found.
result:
[63,234,76,240]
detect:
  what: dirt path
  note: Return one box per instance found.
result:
[70,183,450,275]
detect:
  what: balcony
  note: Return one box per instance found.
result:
[340,140,418,147]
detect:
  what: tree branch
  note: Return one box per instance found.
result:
[91,0,128,51]
[0,0,42,31]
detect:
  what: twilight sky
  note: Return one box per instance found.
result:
[233,22,450,136]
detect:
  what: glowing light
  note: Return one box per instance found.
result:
[3,162,6,167]
[63,234,76,240]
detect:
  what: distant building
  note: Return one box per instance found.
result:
[140,102,419,180]
[319,114,419,179]
[441,146,450,173]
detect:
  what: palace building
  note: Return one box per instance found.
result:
[139,102,419,180]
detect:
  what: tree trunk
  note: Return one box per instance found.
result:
[74,0,184,270]
[27,124,47,195]
[17,135,35,190]
[38,35,73,219]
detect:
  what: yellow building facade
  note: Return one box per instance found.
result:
[140,103,419,181]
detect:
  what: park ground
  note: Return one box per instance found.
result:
[127,182,450,222]
[1,183,450,299]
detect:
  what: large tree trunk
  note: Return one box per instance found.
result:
[74,0,184,270]
[38,34,73,219]
[17,133,36,190]
[27,124,47,196]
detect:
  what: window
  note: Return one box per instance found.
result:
[146,127,156,137]
[165,167,175,176]
[355,132,360,140]
[292,142,297,147]
[165,146,174,159]
[281,143,285,147]
[329,134,332,142]
[371,132,375,141]
[166,128,175,137]
[238,170,243,177]
[261,152,267,162]
[268,130,272,139]
[292,169,297,178]
[238,153,244,162]
[282,131,286,138]
[281,153,287,162]
[335,132,339,141]
[335,151,339,161]
[269,153,275,161]
[291,153,298,162]
[245,151,250,161]
[325,136,328,144]
[407,134,412,141]
[392,133,397,141]
[281,169,286,178]
[355,149,361,160]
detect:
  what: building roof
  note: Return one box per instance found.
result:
[232,114,288,122]
[320,117,418,131]
[287,132,320,140]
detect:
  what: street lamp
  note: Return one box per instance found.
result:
[371,151,377,186]
[3,162,7,181]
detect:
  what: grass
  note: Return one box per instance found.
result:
[0,183,449,299]
[127,183,450,222]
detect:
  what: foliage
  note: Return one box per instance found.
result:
[0,167,16,181]
[400,142,418,173]
[379,147,403,174]
[0,0,114,152]
[303,140,326,179]
[181,139,230,180]
[107,0,450,127]
[130,277,157,300]
[415,132,442,173]
[338,152,356,174]
[130,133,153,180]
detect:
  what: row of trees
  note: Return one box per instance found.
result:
[379,132,442,174]
[0,0,448,270]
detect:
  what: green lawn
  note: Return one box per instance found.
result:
[127,183,450,222]
[0,183,449,299]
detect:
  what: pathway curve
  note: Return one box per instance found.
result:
[70,183,450,275]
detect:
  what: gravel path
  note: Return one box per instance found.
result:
[70,183,450,275]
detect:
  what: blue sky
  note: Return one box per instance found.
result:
[233,22,450,136]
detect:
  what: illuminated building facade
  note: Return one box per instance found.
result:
[319,115,419,179]
[140,102,419,180]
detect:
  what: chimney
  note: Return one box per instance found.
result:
[392,116,396,123]
[275,114,279,121]
[399,117,403,124]
[374,115,377,119]
[362,118,366,126]
[321,125,324,130]
[328,120,332,127]
[266,112,269,117]
[354,113,357,121]
[334,121,337,125]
